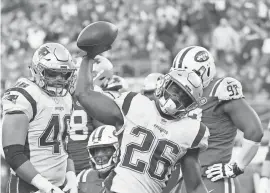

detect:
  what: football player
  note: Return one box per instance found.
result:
[92,55,114,89]
[2,43,78,193]
[74,55,210,193]
[68,55,115,174]
[77,125,119,193]
[141,73,163,100]
[258,121,270,193]
[170,46,264,193]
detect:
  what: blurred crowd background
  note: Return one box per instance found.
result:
[2,0,270,100]
[1,0,270,124]
[1,1,270,191]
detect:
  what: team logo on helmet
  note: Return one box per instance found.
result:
[194,51,209,62]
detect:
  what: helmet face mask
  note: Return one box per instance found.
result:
[155,69,202,118]
[87,125,119,174]
[30,43,76,97]
[88,145,117,173]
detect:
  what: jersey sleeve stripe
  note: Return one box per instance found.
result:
[77,170,86,182]
[122,92,137,116]
[191,123,206,148]
[7,87,37,122]
[82,169,91,182]
[210,78,224,97]
[175,46,195,68]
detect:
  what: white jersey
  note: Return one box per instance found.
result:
[107,92,209,193]
[2,78,73,186]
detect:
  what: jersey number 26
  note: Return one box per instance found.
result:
[121,126,180,181]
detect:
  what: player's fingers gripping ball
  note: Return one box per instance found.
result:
[77,21,118,57]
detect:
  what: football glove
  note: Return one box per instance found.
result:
[63,171,78,193]
[258,177,270,193]
[205,162,244,182]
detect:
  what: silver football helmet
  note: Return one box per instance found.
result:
[155,69,203,118]
[30,43,76,97]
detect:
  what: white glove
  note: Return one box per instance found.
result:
[63,171,78,193]
[258,177,270,193]
[205,162,244,182]
[32,174,64,193]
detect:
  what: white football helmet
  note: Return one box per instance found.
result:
[87,125,119,173]
[172,46,216,88]
[155,69,203,119]
[93,55,113,89]
[104,75,128,92]
[30,43,76,97]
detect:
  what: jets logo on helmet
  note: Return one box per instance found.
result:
[172,46,216,88]
[194,51,209,62]
[87,125,119,173]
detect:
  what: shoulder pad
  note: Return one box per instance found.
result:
[2,78,38,121]
[210,77,244,101]
[77,168,98,183]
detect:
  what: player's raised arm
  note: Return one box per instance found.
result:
[180,148,209,193]
[75,55,124,127]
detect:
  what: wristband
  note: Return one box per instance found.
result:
[234,138,259,170]
[66,171,78,186]
[31,174,53,193]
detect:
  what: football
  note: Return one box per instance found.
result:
[77,21,118,54]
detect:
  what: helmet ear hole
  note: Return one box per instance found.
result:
[207,67,210,77]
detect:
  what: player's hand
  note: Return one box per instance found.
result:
[205,162,244,182]
[63,171,78,193]
[258,177,270,193]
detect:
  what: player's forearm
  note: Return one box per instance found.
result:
[233,138,260,170]
[261,160,270,178]
[75,55,94,96]
[15,161,39,183]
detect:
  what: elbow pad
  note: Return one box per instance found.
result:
[3,144,29,170]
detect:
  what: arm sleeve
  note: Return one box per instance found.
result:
[2,88,36,121]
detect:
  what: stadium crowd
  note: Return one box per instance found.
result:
[1,0,270,99]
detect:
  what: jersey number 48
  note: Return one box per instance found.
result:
[38,114,70,154]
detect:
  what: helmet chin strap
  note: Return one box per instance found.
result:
[159,97,178,115]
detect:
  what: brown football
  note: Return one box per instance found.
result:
[77,21,118,54]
